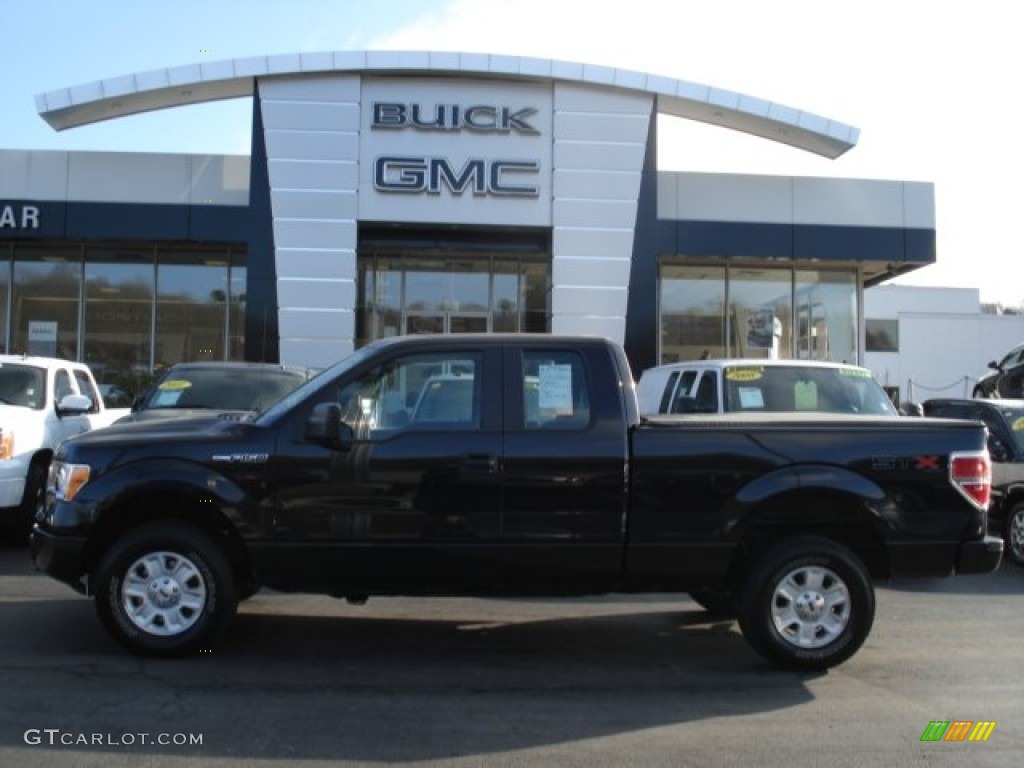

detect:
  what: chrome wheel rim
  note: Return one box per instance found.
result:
[121,551,207,636]
[771,565,850,649]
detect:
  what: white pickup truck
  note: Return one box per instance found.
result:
[0,355,129,539]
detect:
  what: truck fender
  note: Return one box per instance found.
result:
[66,458,252,530]
[723,463,891,534]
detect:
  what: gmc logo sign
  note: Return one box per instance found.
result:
[374,156,540,197]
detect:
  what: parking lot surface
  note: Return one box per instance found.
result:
[1,542,1021,767]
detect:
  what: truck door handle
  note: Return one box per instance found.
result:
[461,453,498,474]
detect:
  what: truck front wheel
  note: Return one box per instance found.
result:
[738,537,874,671]
[94,521,237,656]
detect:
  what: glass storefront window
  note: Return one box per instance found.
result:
[356,239,551,346]
[156,252,230,365]
[83,247,154,384]
[659,265,726,363]
[12,246,81,359]
[228,251,247,360]
[659,263,859,364]
[795,270,857,363]
[728,267,792,360]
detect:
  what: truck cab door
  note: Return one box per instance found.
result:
[271,346,504,593]
[499,344,629,589]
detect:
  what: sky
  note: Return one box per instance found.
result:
[2,0,1021,305]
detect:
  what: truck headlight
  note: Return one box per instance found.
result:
[50,461,91,502]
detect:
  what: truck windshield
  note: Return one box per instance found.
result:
[0,363,46,410]
[722,365,897,415]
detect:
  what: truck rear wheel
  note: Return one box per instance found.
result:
[94,521,237,656]
[738,536,874,671]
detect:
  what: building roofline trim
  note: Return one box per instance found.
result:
[35,50,859,159]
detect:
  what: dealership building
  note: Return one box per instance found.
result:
[0,51,936,379]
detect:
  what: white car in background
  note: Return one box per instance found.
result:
[0,356,129,540]
[637,358,897,417]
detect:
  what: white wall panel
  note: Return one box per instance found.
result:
[554,141,646,172]
[553,227,635,257]
[666,172,792,223]
[68,152,191,203]
[553,198,640,229]
[551,315,627,340]
[260,101,360,132]
[281,339,355,369]
[553,257,631,287]
[553,170,642,202]
[267,159,358,192]
[553,285,629,315]
[270,189,356,220]
[0,151,69,199]
[277,278,354,310]
[793,177,903,227]
[265,130,359,162]
[274,248,354,281]
[278,308,355,340]
[272,218,354,250]
[189,155,250,205]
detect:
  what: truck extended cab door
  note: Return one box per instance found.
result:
[270,345,504,593]
[499,344,629,589]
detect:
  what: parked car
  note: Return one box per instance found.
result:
[0,355,129,539]
[117,361,314,424]
[922,398,1024,566]
[637,358,897,417]
[974,342,1024,398]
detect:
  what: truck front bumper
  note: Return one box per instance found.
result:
[956,535,1004,574]
[30,526,89,594]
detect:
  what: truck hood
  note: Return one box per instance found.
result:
[60,413,254,452]
[115,408,255,425]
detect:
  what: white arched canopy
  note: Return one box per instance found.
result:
[35,50,858,159]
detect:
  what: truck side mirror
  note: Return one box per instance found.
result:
[56,393,92,417]
[305,402,354,450]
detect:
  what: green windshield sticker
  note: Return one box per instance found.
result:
[158,380,192,391]
[726,368,763,382]
[794,381,818,410]
[838,368,872,377]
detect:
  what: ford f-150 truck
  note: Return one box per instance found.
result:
[31,335,1002,670]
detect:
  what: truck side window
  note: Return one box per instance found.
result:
[522,350,591,430]
[335,353,482,438]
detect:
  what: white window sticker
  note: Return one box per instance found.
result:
[538,364,573,413]
[738,387,765,409]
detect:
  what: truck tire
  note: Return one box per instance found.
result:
[1005,502,1024,567]
[94,521,237,656]
[3,459,47,543]
[738,536,874,671]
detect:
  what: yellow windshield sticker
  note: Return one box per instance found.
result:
[1012,417,1024,431]
[726,368,763,382]
[158,379,192,391]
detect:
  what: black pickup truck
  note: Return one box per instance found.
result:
[31,335,1002,670]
